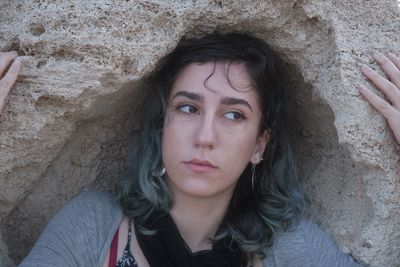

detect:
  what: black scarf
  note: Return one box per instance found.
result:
[135,212,247,267]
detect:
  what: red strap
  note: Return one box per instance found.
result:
[109,227,119,267]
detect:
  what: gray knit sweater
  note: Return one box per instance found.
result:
[19,191,362,267]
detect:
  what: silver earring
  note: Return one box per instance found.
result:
[251,164,256,190]
[152,167,166,178]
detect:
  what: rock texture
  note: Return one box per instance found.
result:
[0,0,399,266]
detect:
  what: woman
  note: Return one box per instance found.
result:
[1,33,399,267]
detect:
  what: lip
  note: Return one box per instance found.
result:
[184,159,217,173]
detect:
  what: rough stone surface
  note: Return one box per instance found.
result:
[0,0,399,266]
[0,232,14,267]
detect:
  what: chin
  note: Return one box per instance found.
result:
[172,177,235,199]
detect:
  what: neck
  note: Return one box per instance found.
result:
[169,188,233,252]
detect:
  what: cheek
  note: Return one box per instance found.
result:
[218,132,258,174]
[161,123,175,164]
[161,115,188,168]
[223,124,259,151]
[230,140,256,164]
[162,112,178,150]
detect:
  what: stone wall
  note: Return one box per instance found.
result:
[0,0,399,266]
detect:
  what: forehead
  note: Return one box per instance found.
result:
[171,62,258,102]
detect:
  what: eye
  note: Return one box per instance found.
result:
[177,104,198,114]
[223,111,246,121]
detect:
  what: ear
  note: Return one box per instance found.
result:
[250,130,270,164]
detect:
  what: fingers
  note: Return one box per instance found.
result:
[1,57,21,90]
[372,51,400,90]
[361,54,400,110]
[358,84,400,142]
[358,85,396,119]
[359,51,400,143]
[0,51,18,75]
[388,52,400,70]
[0,52,21,113]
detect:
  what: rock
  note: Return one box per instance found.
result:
[0,0,399,266]
[0,232,15,267]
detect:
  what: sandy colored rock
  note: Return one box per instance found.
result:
[0,0,399,266]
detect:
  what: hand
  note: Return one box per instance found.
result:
[0,51,21,113]
[358,51,400,143]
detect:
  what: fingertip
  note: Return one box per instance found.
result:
[357,85,366,92]
[357,85,371,96]
[361,64,371,73]
[372,50,380,58]
[388,52,398,59]
[6,51,18,59]
[15,59,22,70]
[9,57,22,73]
[0,51,18,60]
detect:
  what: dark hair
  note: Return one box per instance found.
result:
[118,32,306,256]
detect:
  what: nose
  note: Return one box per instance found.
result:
[194,114,217,149]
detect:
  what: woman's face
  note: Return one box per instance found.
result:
[162,62,269,199]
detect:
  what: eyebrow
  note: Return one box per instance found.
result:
[172,91,202,101]
[221,97,252,111]
[172,90,253,111]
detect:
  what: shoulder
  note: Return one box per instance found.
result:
[48,190,123,233]
[20,191,124,266]
[263,219,363,267]
[62,190,122,219]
